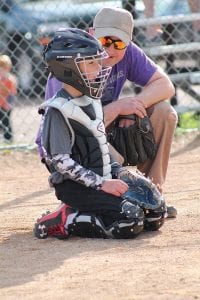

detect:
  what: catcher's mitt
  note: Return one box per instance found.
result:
[107,114,157,166]
[119,170,167,231]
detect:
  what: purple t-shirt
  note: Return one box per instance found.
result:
[45,42,157,102]
[45,73,62,100]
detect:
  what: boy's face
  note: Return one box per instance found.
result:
[75,53,111,99]
[79,59,101,80]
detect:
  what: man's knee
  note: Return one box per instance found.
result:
[167,110,178,126]
[151,101,178,129]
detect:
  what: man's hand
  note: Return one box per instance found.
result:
[117,97,147,118]
[103,97,146,127]
[100,179,128,197]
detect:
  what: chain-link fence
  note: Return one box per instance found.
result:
[0,0,200,148]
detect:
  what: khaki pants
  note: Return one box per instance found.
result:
[138,101,178,193]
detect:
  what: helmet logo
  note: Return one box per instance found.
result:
[57,55,71,58]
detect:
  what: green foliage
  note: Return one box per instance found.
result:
[178,112,200,130]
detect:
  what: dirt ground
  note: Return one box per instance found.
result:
[0,131,200,300]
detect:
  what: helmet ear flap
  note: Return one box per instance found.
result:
[64,69,72,77]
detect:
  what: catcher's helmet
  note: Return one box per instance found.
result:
[43,28,111,99]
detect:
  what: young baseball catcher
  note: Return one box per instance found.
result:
[34,28,166,240]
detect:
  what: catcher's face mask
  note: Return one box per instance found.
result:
[75,51,111,99]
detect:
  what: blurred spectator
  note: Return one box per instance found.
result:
[123,0,199,106]
[143,0,163,44]
[188,0,200,41]
[143,0,200,44]
[122,0,162,46]
[0,54,17,143]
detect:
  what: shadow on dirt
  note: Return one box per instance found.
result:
[171,134,200,158]
[0,229,161,288]
[0,189,52,211]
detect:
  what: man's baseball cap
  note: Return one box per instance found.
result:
[93,7,134,45]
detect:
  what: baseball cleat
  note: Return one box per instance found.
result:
[34,203,74,239]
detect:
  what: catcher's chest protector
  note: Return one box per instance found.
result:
[41,96,112,178]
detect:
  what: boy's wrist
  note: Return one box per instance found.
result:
[96,179,105,190]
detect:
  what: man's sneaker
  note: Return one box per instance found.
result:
[167,205,177,218]
[34,203,74,239]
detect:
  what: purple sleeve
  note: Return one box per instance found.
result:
[36,74,62,158]
[45,74,62,100]
[126,43,157,86]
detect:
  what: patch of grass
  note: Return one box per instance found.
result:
[178,111,200,130]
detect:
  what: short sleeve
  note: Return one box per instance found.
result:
[42,108,72,156]
[45,74,62,100]
[126,43,157,86]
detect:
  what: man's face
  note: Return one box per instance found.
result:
[99,36,127,67]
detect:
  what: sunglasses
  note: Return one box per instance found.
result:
[98,37,127,50]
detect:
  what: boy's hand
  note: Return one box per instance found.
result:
[100,179,128,197]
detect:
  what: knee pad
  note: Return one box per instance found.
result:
[107,218,144,239]
[144,203,167,231]
[67,212,108,239]
[121,200,144,219]
[67,211,144,239]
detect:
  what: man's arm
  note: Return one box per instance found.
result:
[135,67,175,108]
[103,68,175,127]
